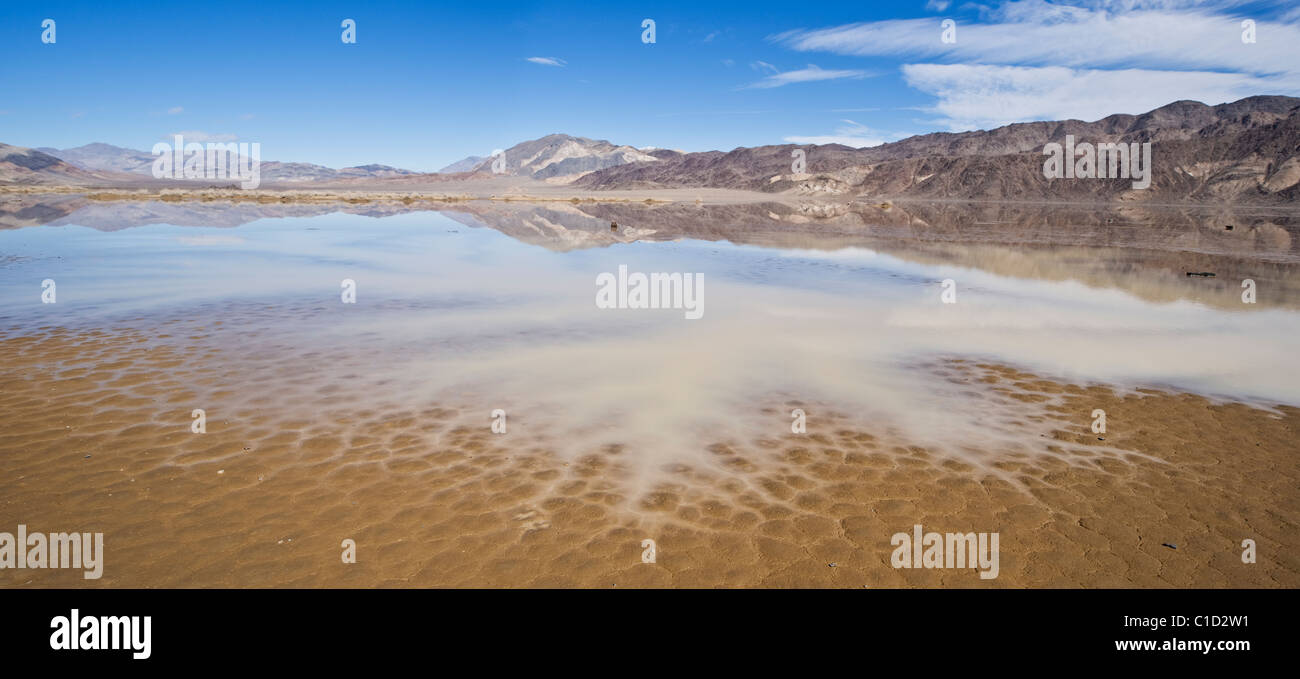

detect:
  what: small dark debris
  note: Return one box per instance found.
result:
[1162,543,1178,550]
[611,221,619,231]
[1097,436,1105,441]
[828,562,837,568]
[83,455,91,459]
[1186,272,1216,277]
[1225,225,1234,231]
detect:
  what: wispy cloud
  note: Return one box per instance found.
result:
[167,106,184,115]
[741,64,872,89]
[774,4,1298,73]
[771,0,1300,129]
[750,60,779,73]
[784,119,898,148]
[526,56,566,67]
[901,63,1287,129]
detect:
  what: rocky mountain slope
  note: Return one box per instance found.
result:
[0,143,121,185]
[34,142,157,175]
[574,96,1300,204]
[8,97,1299,204]
[437,155,486,173]
[462,134,666,180]
[31,143,420,183]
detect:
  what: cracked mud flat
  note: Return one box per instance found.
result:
[1,209,1296,587]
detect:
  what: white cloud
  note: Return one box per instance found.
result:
[526,56,566,66]
[774,7,1300,75]
[741,64,872,89]
[771,0,1300,129]
[784,120,896,147]
[902,63,1291,129]
[750,60,779,73]
[167,106,184,115]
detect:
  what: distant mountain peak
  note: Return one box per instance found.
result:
[0,142,105,185]
[30,144,421,182]
[462,133,660,180]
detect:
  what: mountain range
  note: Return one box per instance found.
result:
[31,142,421,183]
[457,134,668,180]
[574,95,1300,203]
[5,95,1300,204]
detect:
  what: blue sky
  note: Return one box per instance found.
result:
[2,0,1298,171]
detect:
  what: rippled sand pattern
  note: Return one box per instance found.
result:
[1,309,1296,588]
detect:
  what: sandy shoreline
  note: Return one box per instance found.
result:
[0,182,779,207]
[2,194,1296,588]
[9,180,1300,212]
[2,320,1295,588]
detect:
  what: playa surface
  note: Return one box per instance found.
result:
[1,200,1297,587]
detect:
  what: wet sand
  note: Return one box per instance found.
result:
[0,181,776,208]
[2,204,1297,589]
[2,318,1296,588]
